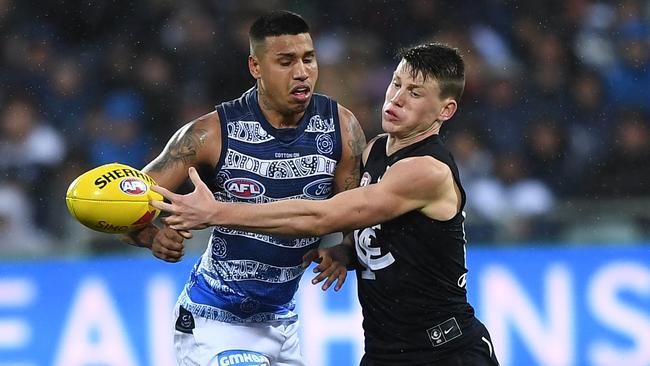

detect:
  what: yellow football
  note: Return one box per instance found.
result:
[65,162,163,234]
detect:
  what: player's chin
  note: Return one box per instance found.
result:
[381,119,399,133]
[289,101,309,113]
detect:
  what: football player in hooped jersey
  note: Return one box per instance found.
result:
[154,43,500,365]
[123,10,366,366]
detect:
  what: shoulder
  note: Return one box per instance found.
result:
[365,154,453,216]
[192,110,221,131]
[176,110,221,142]
[173,110,222,164]
[362,134,388,164]
[336,104,356,125]
[366,134,387,149]
[390,155,451,188]
[337,104,366,156]
[219,88,253,110]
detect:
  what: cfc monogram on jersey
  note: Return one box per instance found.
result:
[354,224,395,279]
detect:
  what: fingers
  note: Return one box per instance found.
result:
[188,167,203,188]
[309,255,348,291]
[150,197,175,213]
[152,238,183,260]
[311,266,347,291]
[178,230,193,239]
[312,255,332,275]
[161,217,189,231]
[151,227,186,262]
[302,249,319,268]
[162,229,184,249]
[324,270,346,291]
[161,215,180,227]
[151,184,178,202]
[153,246,184,262]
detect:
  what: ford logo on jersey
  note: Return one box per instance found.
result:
[225,178,265,199]
[119,178,148,195]
[303,178,332,199]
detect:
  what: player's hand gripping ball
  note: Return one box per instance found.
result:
[65,163,163,233]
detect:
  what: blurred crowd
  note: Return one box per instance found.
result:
[1,0,650,257]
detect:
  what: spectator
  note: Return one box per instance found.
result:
[447,129,494,184]
[476,74,530,154]
[601,7,650,113]
[86,90,151,168]
[566,69,614,179]
[523,117,573,197]
[586,110,650,198]
[0,183,54,256]
[0,95,66,231]
[466,154,556,242]
[42,57,92,139]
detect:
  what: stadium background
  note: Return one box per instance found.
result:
[1,1,649,365]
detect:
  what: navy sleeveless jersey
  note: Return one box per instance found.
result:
[178,87,342,323]
[355,134,488,364]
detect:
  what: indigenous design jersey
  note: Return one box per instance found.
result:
[355,134,486,363]
[178,87,342,323]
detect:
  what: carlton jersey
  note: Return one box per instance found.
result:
[177,87,342,323]
[355,134,488,364]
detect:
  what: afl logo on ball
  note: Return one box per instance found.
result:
[119,178,148,195]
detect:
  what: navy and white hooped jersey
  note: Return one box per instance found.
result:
[178,86,343,323]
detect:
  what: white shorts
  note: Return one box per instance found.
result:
[173,305,305,366]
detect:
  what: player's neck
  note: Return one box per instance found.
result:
[257,94,302,129]
[386,123,439,155]
[262,109,303,129]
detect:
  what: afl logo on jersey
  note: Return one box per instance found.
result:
[316,133,333,154]
[119,178,148,195]
[225,178,265,199]
[303,178,332,199]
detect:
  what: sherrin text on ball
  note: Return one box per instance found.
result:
[65,163,163,233]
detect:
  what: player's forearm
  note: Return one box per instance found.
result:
[212,200,335,237]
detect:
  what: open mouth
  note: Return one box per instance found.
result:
[291,85,311,102]
[384,109,398,120]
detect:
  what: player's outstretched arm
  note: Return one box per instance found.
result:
[152,155,451,237]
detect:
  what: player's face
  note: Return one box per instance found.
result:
[382,60,456,138]
[250,33,318,115]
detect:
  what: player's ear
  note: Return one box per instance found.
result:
[248,55,261,80]
[439,99,458,122]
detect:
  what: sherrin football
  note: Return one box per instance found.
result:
[65,162,163,234]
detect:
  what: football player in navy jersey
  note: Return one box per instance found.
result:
[124,10,366,366]
[155,43,499,365]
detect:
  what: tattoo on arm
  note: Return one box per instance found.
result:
[149,124,208,172]
[342,115,366,191]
